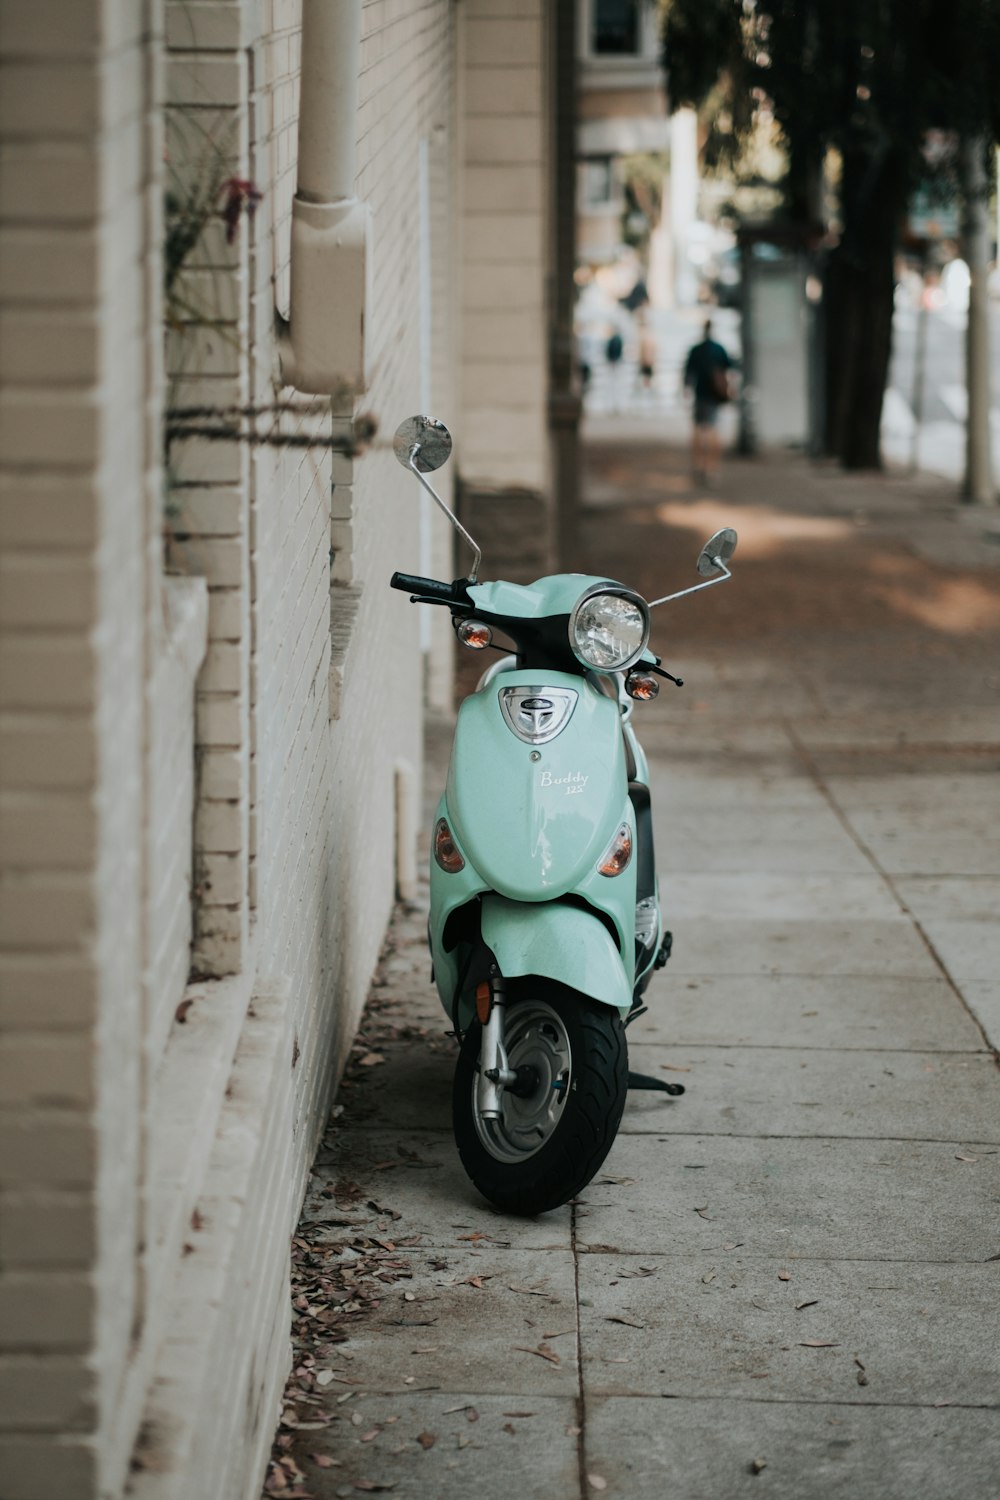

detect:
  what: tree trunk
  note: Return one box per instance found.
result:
[961,136,996,505]
[823,145,906,470]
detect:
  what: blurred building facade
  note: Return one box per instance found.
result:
[0,2,568,1496]
[575,0,668,269]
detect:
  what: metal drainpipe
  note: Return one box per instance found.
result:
[278,0,369,395]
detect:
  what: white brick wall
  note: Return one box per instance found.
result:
[0,2,552,1496]
[0,3,160,1496]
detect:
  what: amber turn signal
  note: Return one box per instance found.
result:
[625,670,659,701]
[434,817,465,873]
[457,619,493,650]
[597,821,632,877]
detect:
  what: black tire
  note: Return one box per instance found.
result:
[452,981,629,1216]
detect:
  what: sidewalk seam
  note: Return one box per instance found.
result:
[571,1203,589,1500]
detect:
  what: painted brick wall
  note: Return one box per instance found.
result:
[0,2,552,1497]
[0,2,180,1495]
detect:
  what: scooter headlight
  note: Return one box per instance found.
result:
[569,587,649,672]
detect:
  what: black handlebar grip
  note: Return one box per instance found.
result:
[390,571,466,602]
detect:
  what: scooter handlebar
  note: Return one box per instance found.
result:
[390,571,469,604]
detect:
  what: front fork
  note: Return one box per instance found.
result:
[477,973,516,1119]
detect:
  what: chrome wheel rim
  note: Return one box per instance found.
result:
[473,1000,572,1163]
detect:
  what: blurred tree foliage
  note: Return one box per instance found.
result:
[621,152,669,249]
[662,0,1000,468]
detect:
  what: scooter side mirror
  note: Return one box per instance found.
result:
[697,527,738,577]
[648,525,738,609]
[393,415,453,473]
[391,415,482,583]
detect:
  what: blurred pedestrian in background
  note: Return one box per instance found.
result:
[636,310,657,399]
[604,324,626,413]
[684,318,733,483]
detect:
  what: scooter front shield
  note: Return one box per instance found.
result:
[446,669,628,902]
[480,893,632,1014]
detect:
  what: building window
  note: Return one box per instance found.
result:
[580,157,616,208]
[592,0,640,55]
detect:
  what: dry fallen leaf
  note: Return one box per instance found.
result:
[800,1340,840,1348]
[606,1315,645,1329]
[503,1422,516,1435]
[315,1370,334,1387]
[352,1483,396,1494]
[702,1271,716,1285]
[795,1300,819,1311]
[310,1453,338,1468]
[778,1270,791,1282]
[955,1154,978,1163]
[416,1432,436,1450]
[750,1457,767,1475]
[358,1053,386,1067]
[588,1477,608,1492]
[513,1342,561,1365]
[659,1063,691,1072]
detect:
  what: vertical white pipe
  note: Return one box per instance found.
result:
[281,0,368,394]
[296,0,362,205]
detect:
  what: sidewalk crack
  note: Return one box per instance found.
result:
[571,1201,589,1500]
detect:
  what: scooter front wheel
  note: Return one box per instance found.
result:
[452,982,628,1216]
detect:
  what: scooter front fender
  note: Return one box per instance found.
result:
[480,893,631,1016]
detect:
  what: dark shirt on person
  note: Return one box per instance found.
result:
[684,338,732,403]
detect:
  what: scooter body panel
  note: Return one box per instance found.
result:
[480,894,632,1015]
[467,573,622,621]
[428,795,638,1021]
[446,669,628,902]
[430,660,641,1020]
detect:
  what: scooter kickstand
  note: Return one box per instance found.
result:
[627,1069,685,1098]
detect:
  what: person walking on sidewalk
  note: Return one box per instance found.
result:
[684,318,733,483]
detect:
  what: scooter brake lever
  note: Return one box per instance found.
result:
[649,664,684,687]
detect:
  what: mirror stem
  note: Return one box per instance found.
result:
[408,447,482,584]
[648,559,731,609]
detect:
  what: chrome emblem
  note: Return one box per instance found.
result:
[499,685,578,745]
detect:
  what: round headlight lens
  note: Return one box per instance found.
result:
[570,590,649,671]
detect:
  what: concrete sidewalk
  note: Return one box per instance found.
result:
[264,432,1000,1499]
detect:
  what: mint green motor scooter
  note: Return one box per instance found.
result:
[390,416,738,1215]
